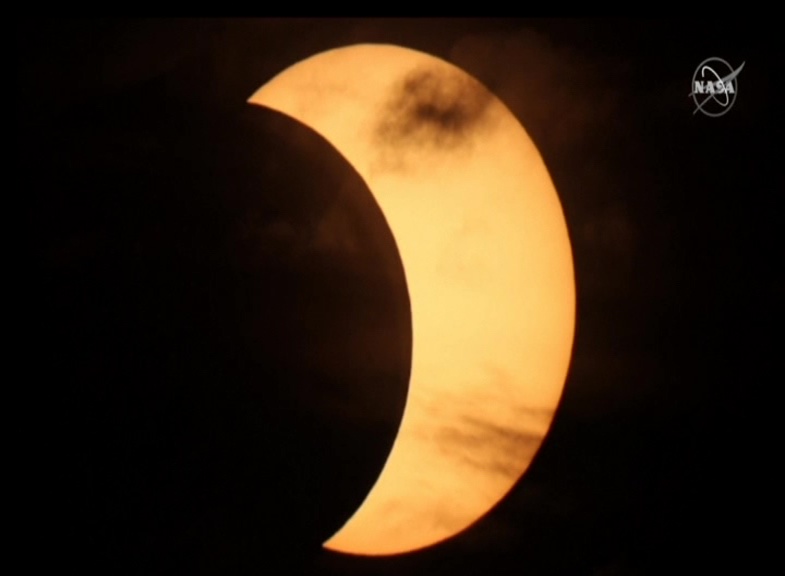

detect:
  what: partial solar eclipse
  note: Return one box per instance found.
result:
[249,44,575,556]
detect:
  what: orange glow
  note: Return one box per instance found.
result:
[249,44,575,556]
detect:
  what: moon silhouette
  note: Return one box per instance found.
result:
[31,99,412,572]
[249,44,576,556]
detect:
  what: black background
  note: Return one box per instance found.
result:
[21,18,779,575]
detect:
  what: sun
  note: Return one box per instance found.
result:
[249,43,575,556]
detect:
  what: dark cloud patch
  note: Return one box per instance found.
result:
[374,64,496,156]
[436,415,544,479]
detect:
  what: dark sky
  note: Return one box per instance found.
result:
[22,18,778,575]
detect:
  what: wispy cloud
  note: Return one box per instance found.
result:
[435,414,545,480]
[371,61,502,174]
[374,64,496,150]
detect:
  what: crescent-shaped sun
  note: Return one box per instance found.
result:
[249,43,575,556]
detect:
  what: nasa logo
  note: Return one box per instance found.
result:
[689,57,746,117]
